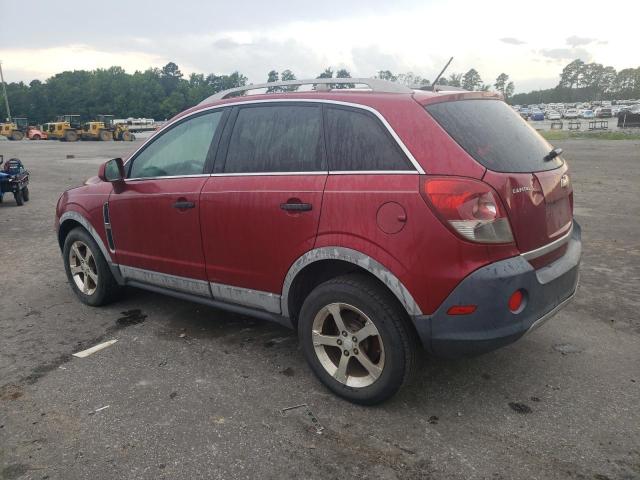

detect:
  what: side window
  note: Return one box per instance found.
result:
[129,111,223,179]
[224,105,324,173]
[324,107,412,171]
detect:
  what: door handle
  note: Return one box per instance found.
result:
[280,202,312,212]
[173,200,195,209]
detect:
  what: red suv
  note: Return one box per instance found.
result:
[55,78,581,404]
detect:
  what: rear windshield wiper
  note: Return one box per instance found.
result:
[544,147,563,162]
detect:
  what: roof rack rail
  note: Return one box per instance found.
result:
[199,78,413,104]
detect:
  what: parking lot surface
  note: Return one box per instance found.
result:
[0,138,639,480]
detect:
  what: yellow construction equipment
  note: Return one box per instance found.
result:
[46,114,134,142]
[45,115,82,141]
[0,122,24,140]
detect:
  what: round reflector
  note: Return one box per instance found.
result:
[508,290,524,313]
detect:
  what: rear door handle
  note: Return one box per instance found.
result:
[280,202,312,212]
[173,200,195,209]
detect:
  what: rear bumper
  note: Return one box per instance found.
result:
[412,221,581,358]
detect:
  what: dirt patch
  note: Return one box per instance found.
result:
[0,384,24,401]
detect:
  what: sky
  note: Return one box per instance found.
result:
[0,0,637,93]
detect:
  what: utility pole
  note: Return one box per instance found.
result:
[0,61,11,122]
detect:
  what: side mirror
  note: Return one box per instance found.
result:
[99,157,125,182]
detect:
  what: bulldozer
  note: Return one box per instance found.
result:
[45,115,83,141]
[0,121,24,140]
[86,115,135,141]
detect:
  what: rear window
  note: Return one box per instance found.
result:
[426,99,563,173]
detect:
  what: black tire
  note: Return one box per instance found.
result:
[22,187,29,202]
[14,189,24,206]
[32,134,41,140]
[99,130,112,141]
[64,130,78,142]
[298,274,417,405]
[10,131,24,141]
[62,227,120,306]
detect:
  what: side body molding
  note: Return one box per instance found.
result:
[281,247,423,317]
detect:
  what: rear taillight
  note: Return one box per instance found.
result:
[420,176,514,244]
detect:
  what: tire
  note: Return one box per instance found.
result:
[22,187,29,202]
[62,227,120,306]
[10,131,24,141]
[32,134,41,140]
[121,131,132,142]
[298,274,417,405]
[99,130,112,141]
[14,189,24,206]
[64,130,78,142]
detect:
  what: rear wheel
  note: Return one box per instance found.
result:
[299,274,417,405]
[10,131,24,141]
[121,131,133,142]
[14,189,24,206]
[32,134,41,140]
[63,227,120,306]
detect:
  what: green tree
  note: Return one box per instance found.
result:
[317,68,334,79]
[280,69,298,91]
[447,73,462,87]
[462,69,482,90]
[376,70,397,82]
[334,68,353,89]
[266,69,281,93]
[494,73,514,99]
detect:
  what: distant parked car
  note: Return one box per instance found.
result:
[595,107,612,118]
[563,109,579,119]
[519,107,530,119]
[547,111,561,121]
[618,104,640,127]
[529,110,545,121]
[580,110,595,119]
[26,126,48,140]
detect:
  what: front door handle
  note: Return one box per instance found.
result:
[173,200,195,209]
[280,202,312,212]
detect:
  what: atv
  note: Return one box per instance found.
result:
[0,155,30,206]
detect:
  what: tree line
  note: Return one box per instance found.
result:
[510,60,640,105]
[0,62,519,123]
[1,59,637,124]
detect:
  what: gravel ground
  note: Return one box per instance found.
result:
[0,138,639,480]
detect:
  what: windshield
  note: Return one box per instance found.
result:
[426,99,564,173]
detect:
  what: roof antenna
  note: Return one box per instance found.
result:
[430,57,454,91]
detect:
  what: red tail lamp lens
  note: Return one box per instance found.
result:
[420,177,514,244]
[447,305,477,315]
[508,290,524,312]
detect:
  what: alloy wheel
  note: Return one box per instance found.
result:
[68,240,99,295]
[312,303,385,388]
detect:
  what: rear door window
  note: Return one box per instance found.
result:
[223,104,325,173]
[426,99,563,173]
[324,106,412,171]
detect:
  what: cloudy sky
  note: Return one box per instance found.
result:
[0,0,637,92]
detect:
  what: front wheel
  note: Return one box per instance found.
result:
[14,189,24,206]
[22,187,29,202]
[63,227,120,306]
[299,274,417,405]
